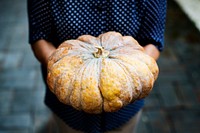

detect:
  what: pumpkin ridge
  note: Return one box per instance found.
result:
[128,50,159,80]
[54,72,74,104]
[95,59,104,113]
[60,40,97,55]
[99,35,103,47]
[113,59,142,101]
[70,59,92,110]
[79,60,92,111]
[112,50,158,80]
[109,45,143,56]
[109,52,156,80]
[47,56,75,93]
[97,58,104,112]
[111,59,134,104]
[130,58,154,99]
[98,32,123,50]
[100,59,129,112]
[47,48,69,70]
[63,40,92,51]
[81,59,103,113]
[51,53,93,69]
[111,55,154,99]
[78,34,101,48]
[122,36,144,50]
[74,40,98,52]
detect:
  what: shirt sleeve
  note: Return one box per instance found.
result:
[27,0,52,45]
[137,0,167,51]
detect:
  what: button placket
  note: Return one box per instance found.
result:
[94,0,107,32]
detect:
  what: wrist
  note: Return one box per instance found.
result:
[31,40,56,67]
[143,44,160,61]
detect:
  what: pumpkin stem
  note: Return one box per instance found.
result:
[93,46,110,58]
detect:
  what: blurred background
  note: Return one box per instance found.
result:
[0,0,199,133]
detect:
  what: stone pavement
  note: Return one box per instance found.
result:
[0,0,199,133]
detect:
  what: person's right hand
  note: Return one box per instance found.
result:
[143,44,160,61]
[31,40,56,67]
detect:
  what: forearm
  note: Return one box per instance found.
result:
[143,44,160,61]
[31,39,56,66]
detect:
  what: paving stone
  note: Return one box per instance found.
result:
[0,90,13,115]
[148,82,160,95]
[157,82,181,108]
[0,25,13,51]
[158,47,179,68]
[169,109,200,133]
[186,64,200,86]
[144,93,161,109]
[157,70,188,83]
[0,52,4,70]
[32,89,49,113]
[34,70,46,90]
[0,130,30,133]
[0,69,37,89]
[1,51,23,70]
[0,0,25,23]
[33,111,52,133]
[0,113,32,129]
[20,50,39,69]
[174,82,199,107]
[10,89,34,113]
[7,23,29,51]
[137,113,152,133]
[146,110,171,133]
[137,122,150,133]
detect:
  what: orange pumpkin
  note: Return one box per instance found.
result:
[47,32,159,114]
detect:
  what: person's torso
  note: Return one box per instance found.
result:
[49,0,145,46]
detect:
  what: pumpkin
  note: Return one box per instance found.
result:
[47,31,159,114]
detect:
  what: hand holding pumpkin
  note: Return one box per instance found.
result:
[143,44,160,61]
[46,32,159,114]
[31,40,56,67]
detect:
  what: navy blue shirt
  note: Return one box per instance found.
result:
[28,0,167,132]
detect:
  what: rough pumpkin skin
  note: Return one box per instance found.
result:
[47,31,159,114]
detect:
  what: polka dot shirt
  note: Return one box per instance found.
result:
[28,0,167,51]
[28,0,167,132]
